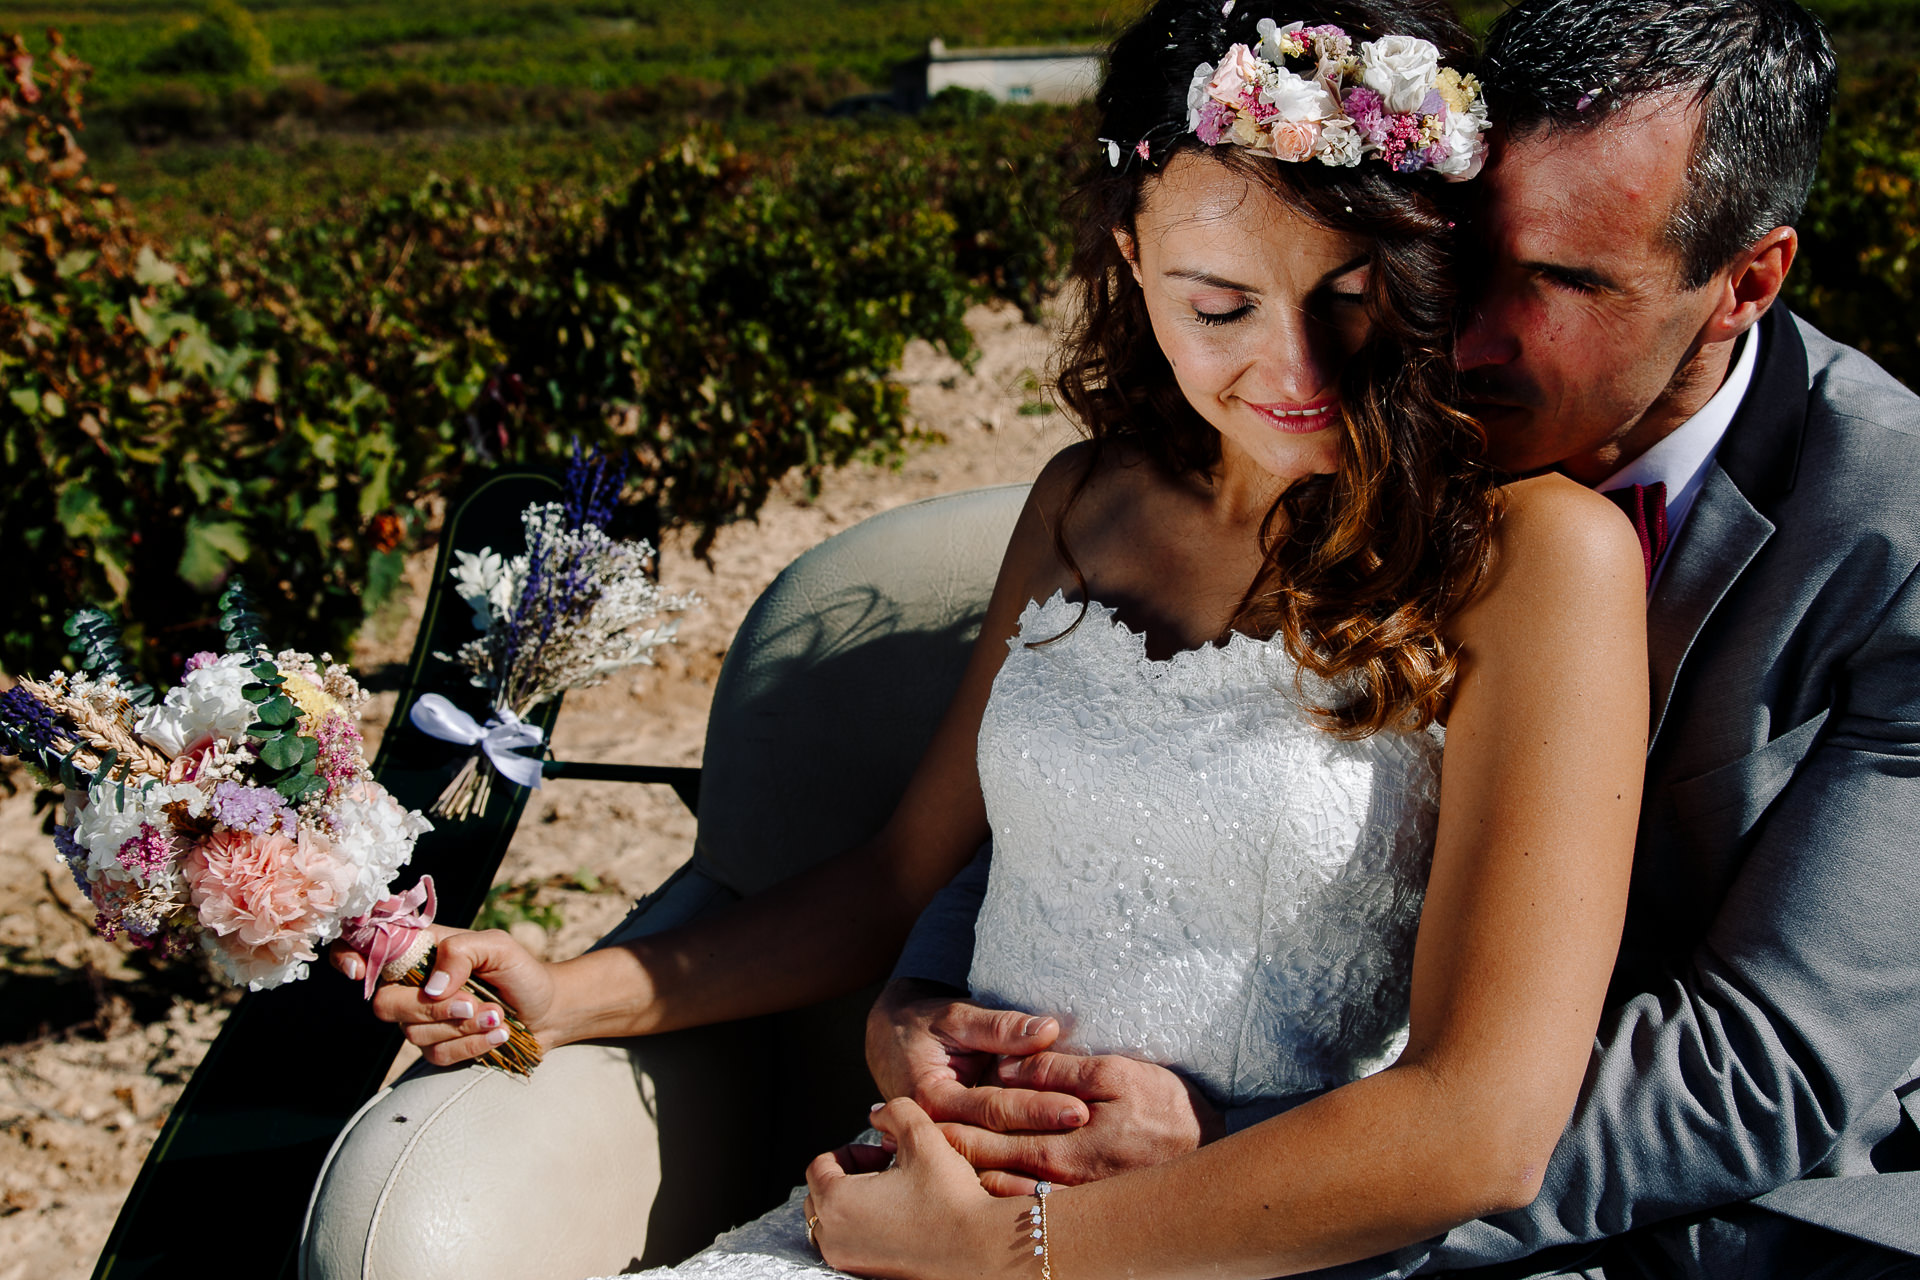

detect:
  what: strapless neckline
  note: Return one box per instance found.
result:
[1024,590,1271,671]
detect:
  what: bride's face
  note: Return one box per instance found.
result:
[1119,151,1373,486]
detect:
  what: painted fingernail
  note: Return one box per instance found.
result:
[481,1009,501,1029]
[485,1027,509,1046]
[344,956,364,980]
[449,999,475,1019]
[423,971,450,997]
[870,1102,885,1112]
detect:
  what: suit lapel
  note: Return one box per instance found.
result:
[1644,307,1810,752]
[1646,472,1772,745]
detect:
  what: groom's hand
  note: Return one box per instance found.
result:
[866,978,1091,1133]
[939,1051,1226,1192]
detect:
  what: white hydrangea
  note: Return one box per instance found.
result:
[327,782,432,921]
[1316,118,1366,167]
[70,779,207,892]
[136,654,262,757]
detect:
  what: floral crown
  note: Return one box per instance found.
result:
[1116,18,1490,180]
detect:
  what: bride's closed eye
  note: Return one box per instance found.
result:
[1194,302,1255,326]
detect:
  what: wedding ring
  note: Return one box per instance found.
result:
[805,1212,821,1253]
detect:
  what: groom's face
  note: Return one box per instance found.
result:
[1456,98,1728,484]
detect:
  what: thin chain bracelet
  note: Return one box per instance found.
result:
[1024,1181,1053,1280]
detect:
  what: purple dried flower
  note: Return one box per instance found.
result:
[0,685,61,761]
[53,823,92,896]
[210,780,298,837]
[562,440,629,533]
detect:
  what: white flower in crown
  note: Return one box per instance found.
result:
[1263,64,1339,123]
[1186,60,1216,131]
[1316,117,1365,168]
[1360,34,1442,114]
[1433,108,1491,178]
[1256,18,1307,61]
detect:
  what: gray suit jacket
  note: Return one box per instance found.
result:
[895,307,1920,1269]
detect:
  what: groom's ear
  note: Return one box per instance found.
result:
[1704,225,1797,341]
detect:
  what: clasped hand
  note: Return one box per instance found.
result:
[804,981,1224,1277]
[864,978,1225,1193]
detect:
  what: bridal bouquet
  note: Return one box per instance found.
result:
[0,591,539,1073]
[413,444,698,819]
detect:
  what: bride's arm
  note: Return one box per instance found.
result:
[808,475,1649,1279]
[338,452,1089,1063]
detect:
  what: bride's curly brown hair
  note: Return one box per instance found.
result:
[1049,0,1503,737]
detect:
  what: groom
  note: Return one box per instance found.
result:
[867,1,1920,1276]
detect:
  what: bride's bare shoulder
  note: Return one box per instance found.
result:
[1028,439,1159,514]
[1450,473,1644,647]
[998,440,1159,592]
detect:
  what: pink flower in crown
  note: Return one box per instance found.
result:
[1209,43,1265,110]
[185,824,358,989]
[183,651,221,674]
[1269,119,1321,162]
[1196,99,1238,146]
[1343,86,1390,144]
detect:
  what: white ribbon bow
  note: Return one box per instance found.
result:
[408,693,546,790]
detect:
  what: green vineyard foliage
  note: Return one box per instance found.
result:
[7,7,1920,679]
[0,34,1082,677]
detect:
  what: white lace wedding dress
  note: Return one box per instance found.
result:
[598,593,1444,1280]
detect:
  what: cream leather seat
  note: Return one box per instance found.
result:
[300,483,1030,1280]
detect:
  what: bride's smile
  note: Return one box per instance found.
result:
[1117,149,1372,491]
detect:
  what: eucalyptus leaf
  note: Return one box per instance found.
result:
[259,735,305,771]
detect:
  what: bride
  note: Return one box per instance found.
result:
[339,1,1649,1275]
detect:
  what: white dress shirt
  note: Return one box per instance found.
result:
[1596,324,1762,590]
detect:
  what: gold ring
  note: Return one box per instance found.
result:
[806,1212,821,1253]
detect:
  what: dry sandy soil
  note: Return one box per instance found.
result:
[0,302,1076,1280]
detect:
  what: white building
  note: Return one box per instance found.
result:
[892,38,1104,109]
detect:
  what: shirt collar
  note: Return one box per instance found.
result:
[1597,323,1761,518]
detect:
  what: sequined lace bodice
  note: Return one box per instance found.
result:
[968,593,1443,1106]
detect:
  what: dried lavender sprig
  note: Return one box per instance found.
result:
[562,440,629,533]
[0,685,63,767]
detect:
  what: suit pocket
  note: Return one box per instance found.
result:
[1667,710,1830,855]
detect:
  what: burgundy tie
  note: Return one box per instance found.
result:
[1605,481,1669,589]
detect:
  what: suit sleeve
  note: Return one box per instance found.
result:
[1410,564,1920,1270]
[887,842,991,991]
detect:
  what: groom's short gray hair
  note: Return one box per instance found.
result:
[1483,0,1837,290]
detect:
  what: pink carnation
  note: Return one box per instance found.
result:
[185,826,357,989]
[1196,100,1238,146]
[1342,86,1389,143]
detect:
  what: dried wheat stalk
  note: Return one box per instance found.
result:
[19,677,172,780]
